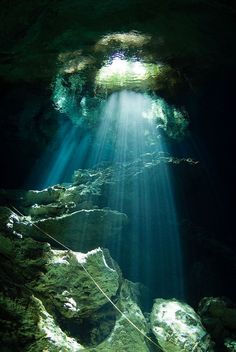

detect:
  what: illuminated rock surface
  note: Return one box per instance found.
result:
[25,296,85,352]
[0,184,236,351]
[150,298,214,352]
[33,248,120,318]
[0,204,151,351]
[0,294,85,352]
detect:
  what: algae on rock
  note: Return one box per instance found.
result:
[0,204,150,351]
[33,247,120,318]
[89,280,152,352]
[0,156,233,351]
[26,296,85,352]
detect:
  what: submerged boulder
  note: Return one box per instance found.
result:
[150,298,213,352]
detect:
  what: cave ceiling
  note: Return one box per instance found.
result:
[0,0,235,89]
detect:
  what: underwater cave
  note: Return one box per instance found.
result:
[0,1,236,351]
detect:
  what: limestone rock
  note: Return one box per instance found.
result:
[0,293,85,351]
[0,206,18,232]
[0,0,235,86]
[23,186,66,207]
[28,201,76,218]
[0,224,125,350]
[198,297,236,332]
[0,184,97,218]
[25,184,100,219]
[0,182,128,253]
[32,247,120,318]
[198,297,236,349]
[90,279,151,352]
[0,186,66,207]
[0,206,24,242]
[59,185,98,209]
[27,296,85,352]
[14,209,128,251]
[150,298,213,352]
[72,155,204,217]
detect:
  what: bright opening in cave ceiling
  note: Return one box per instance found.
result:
[52,31,188,140]
[95,55,160,91]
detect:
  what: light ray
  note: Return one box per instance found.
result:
[28,88,185,301]
[88,90,185,299]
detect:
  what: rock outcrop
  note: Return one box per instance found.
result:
[0,205,150,351]
[14,208,128,252]
[0,293,85,352]
[198,297,236,351]
[150,298,213,352]
[1,199,236,351]
[33,247,120,318]
[0,156,235,351]
[90,280,152,352]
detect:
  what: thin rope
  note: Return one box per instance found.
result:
[9,205,160,349]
